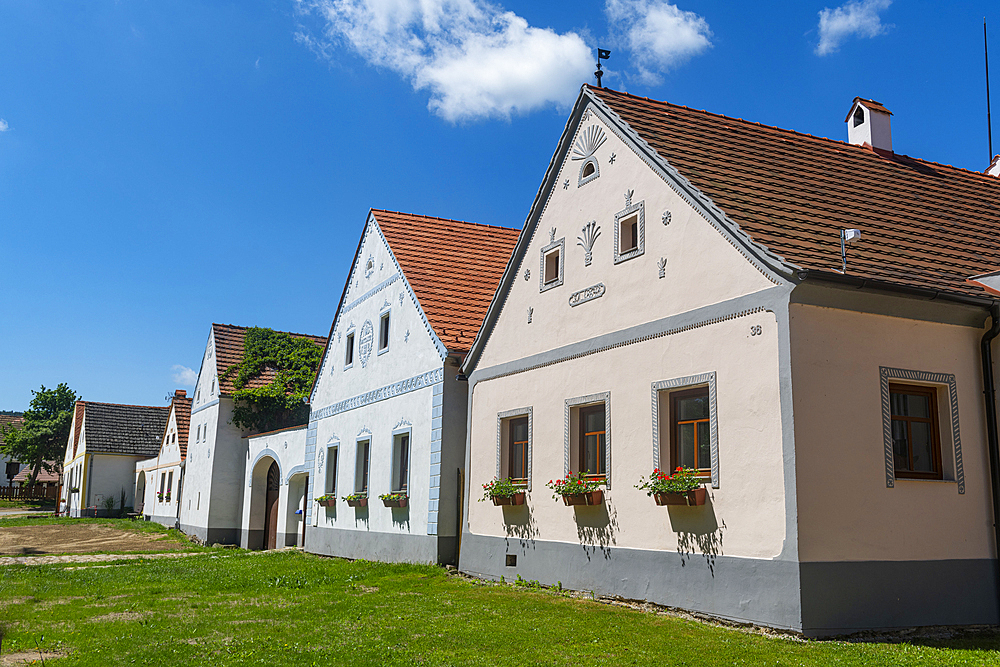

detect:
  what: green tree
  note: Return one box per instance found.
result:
[224,328,324,434]
[0,383,79,487]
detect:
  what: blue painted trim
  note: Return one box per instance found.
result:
[285,464,308,484]
[311,368,444,421]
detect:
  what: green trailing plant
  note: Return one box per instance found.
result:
[342,493,367,502]
[314,494,336,503]
[378,492,408,502]
[635,466,703,496]
[545,471,604,499]
[479,477,524,502]
[223,327,325,434]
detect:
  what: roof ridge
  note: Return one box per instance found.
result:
[372,209,520,232]
[589,85,1000,184]
[82,400,170,411]
[212,322,328,341]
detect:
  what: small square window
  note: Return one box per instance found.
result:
[544,249,560,284]
[355,439,370,493]
[539,237,565,292]
[345,332,355,367]
[619,214,639,254]
[379,312,390,352]
[889,383,943,480]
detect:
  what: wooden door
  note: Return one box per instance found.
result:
[264,461,280,550]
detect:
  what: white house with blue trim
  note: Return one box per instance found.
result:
[304,209,518,565]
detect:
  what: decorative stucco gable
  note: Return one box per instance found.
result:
[467,90,787,372]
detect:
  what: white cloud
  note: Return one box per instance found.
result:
[0,119,8,132]
[816,0,892,56]
[171,365,197,386]
[605,0,711,85]
[294,0,593,121]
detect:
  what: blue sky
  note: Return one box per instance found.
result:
[0,0,996,411]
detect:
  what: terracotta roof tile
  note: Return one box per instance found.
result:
[590,86,1000,297]
[373,210,520,354]
[845,97,892,121]
[212,323,328,395]
[170,392,193,461]
[13,461,60,484]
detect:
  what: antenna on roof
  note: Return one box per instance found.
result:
[840,229,862,273]
[595,48,611,88]
[987,18,994,161]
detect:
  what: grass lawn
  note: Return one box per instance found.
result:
[1,522,999,665]
[0,499,54,510]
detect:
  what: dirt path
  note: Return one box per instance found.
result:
[0,522,187,556]
[0,551,205,566]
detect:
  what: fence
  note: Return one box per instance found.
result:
[0,485,58,500]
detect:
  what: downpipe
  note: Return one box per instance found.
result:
[981,302,1000,615]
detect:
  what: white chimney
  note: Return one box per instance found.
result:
[846,97,892,152]
[986,155,1000,177]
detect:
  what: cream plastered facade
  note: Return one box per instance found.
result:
[135,403,184,527]
[790,302,994,562]
[305,214,466,564]
[476,111,777,371]
[242,426,308,549]
[179,328,248,544]
[61,414,144,516]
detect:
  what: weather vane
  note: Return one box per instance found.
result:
[595,48,611,88]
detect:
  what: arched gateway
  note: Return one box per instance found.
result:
[263,461,280,550]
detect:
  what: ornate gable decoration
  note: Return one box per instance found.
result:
[359,320,374,368]
[572,124,606,187]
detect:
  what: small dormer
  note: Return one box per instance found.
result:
[846,97,892,152]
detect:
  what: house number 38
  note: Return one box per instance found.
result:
[750,325,762,336]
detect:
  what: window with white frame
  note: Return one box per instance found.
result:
[391,431,410,493]
[614,197,645,264]
[325,445,339,495]
[539,234,565,292]
[497,408,532,487]
[565,393,611,484]
[355,439,370,494]
[345,330,355,368]
[378,310,390,354]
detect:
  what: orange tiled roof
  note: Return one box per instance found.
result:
[71,402,84,459]
[373,210,521,354]
[13,461,60,484]
[171,392,193,460]
[212,323,328,395]
[590,86,1000,296]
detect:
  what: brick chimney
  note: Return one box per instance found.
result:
[846,97,892,152]
[173,389,187,398]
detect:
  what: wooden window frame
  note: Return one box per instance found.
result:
[508,416,529,482]
[889,382,943,480]
[669,386,712,478]
[578,404,607,480]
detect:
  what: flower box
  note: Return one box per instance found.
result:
[317,497,336,508]
[491,492,526,506]
[382,497,408,508]
[346,497,368,508]
[654,488,707,506]
[561,490,604,506]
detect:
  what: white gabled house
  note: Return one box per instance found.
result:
[180,323,326,545]
[135,389,192,527]
[459,86,1000,636]
[61,400,169,517]
[304,209,518,564]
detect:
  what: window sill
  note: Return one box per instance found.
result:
[894,477,955,484]
[377,347,389,356]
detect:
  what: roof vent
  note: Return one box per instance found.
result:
[845,97,892,152]
[986,155,1000,177]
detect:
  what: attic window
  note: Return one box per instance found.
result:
[619,214,639,254]
[578,156,600,187]
[583,162,595,177]
[853,106,864,128]
[544,249,560,284]
[614,197,645,264]
[378,311,390,353]
[539,236,565,292]
[345,331,355,368]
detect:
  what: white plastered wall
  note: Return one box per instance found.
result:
[243,426,307,548]
[309,216,447,541]
[468,310,787,558]
[477,109,777,370]
[790,303,994,562]
[135,404,183,523]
